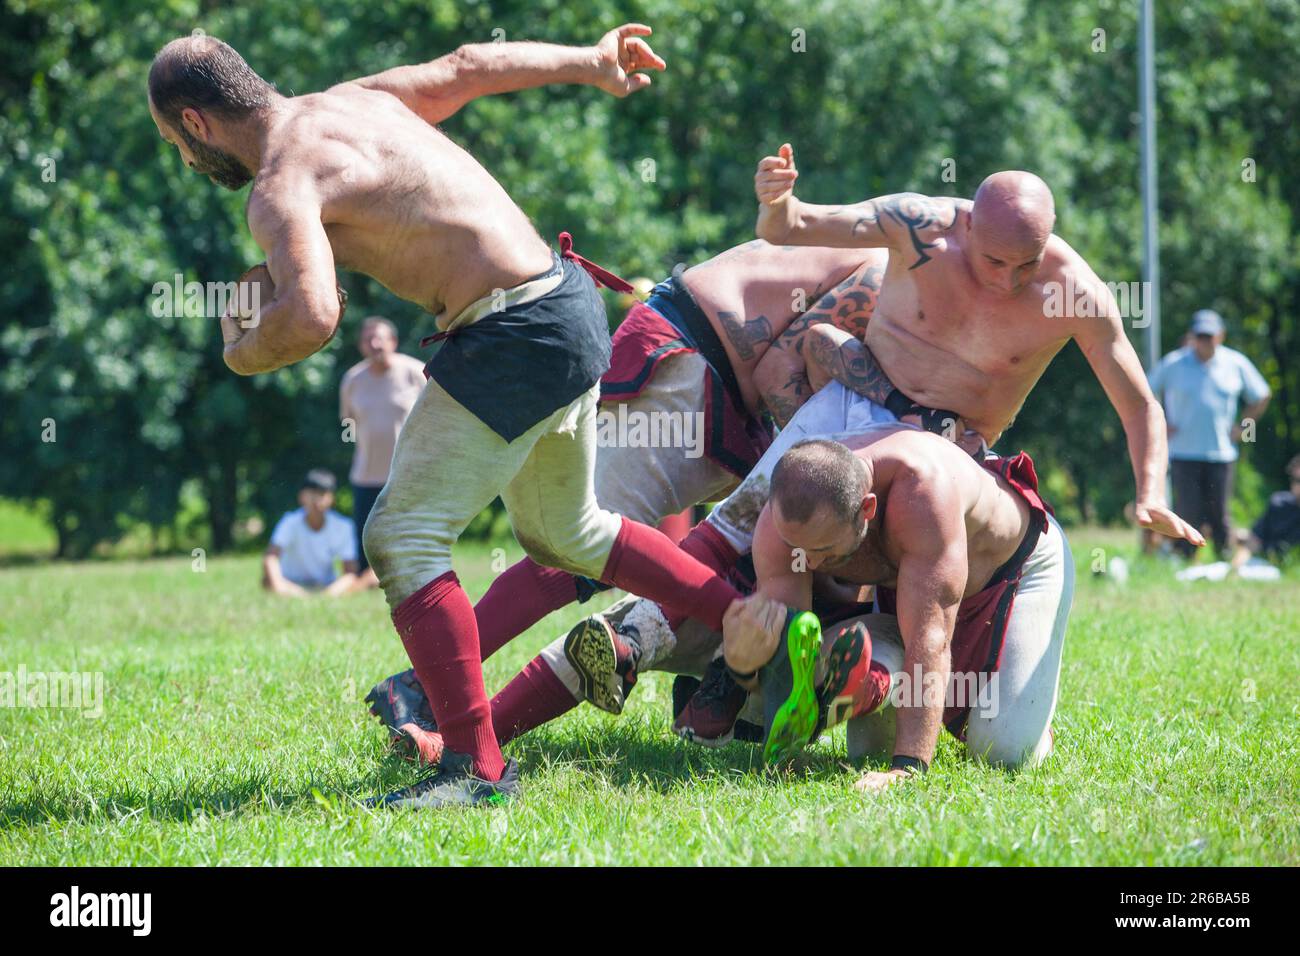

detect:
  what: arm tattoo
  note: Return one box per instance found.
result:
[717,311,773,362]
[806,326,897,404]
[852,196,957,270]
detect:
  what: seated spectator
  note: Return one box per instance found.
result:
[1232,454,1300,570]
[262,469,359,596]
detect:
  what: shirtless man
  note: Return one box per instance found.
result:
[147,27,774,809]
[723,431,1073,785]
[365,241,888,761]
[750,143,1202,546]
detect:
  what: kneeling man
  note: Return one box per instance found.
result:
[725,430,1074,785]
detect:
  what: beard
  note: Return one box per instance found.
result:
[179,125,253,190]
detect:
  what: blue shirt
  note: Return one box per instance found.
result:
[1148,346,1270,462]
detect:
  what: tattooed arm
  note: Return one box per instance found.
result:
[754,144,964,268]
[752,260,884,426]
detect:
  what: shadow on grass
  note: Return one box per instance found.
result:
[0,726,858,829]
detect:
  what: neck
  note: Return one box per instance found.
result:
[368,354,391,372]
[227,101,285,177]
[306,510,325,529]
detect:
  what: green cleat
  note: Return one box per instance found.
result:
[760,609,823,766]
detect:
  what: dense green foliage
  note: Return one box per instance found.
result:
[2,0,1295,555]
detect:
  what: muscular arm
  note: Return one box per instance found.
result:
[889,476,967,766]
[344,24,665,125]
[223,188,344,376]
[262,547,306,597]
[753,147,962,265]
[752,260,885,426]
[723,506,813,676]
[1071,277,1204,546]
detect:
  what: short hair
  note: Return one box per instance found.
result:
[770,439,868,525]
[360,316,398,340]
[148,36,277,131]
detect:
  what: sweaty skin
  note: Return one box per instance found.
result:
[735,426,1032,767]
[149,27,668,374]
[680,241,888,419]
[752,144,1202,546]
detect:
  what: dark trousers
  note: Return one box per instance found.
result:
[1170,459,1234,558]
[352,483,384,572]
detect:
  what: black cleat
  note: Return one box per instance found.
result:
[366,669,441,765]
[563,615,642,714]
[673,656,748,748]
[368,752,519,810]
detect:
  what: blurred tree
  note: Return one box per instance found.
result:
[1,0,1294,556]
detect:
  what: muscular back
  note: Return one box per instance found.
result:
[683,240,883,415]
[251,85,553,322]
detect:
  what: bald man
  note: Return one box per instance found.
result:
[147,28,774,809]
[749,144,1202,549]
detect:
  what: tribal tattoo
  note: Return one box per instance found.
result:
[851,195,957,270]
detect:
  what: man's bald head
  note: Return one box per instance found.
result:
[148,35,278,133]
[967,171,1055,295]
[972,171,1056,250]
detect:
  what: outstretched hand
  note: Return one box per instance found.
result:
[593,24,666,97]
[1135,500,1205,547]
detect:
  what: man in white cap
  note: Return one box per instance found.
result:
[1148,309,1272,558]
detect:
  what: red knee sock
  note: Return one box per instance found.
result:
[600,517,740,632]
[489,656,578,747]
[392,571,504,780]
[474,558,579,660]
[663,521,740,629]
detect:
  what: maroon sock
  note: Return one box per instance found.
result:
[600,517,740,632]
[475,558,579,660]
[663,521,741,629]
[490,656,579,747]
[392,571,504,780]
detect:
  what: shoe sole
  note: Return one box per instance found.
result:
[763,611,822,766]
[674,725,735,748]
[563,617,624,715]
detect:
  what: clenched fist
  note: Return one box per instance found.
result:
[722,594,789,675]
[755,143,800,243]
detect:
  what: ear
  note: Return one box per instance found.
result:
[180,107,210,142]
[862,493,878,522]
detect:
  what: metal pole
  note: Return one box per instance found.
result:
[1139,0,1161,369]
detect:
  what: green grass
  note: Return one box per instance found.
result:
[1,532,1297,866]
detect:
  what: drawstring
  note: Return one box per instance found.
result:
[421,232,632,350]
[557,231,635,294]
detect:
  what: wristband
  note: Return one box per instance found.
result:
[883,388,916,419]
[725,665,757,682]
[890,754,929,776]
[916,405,959,436]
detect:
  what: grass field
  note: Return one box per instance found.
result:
[1,530,1297,866]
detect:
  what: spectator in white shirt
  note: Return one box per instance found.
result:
[263,469,359,597]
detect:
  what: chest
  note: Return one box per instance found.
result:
[348,371,422,417]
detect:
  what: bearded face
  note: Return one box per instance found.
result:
[176,122,254,190]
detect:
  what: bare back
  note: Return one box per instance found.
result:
[252,85,554,322]
[683,241,880,413]
[800,426,1032,596]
